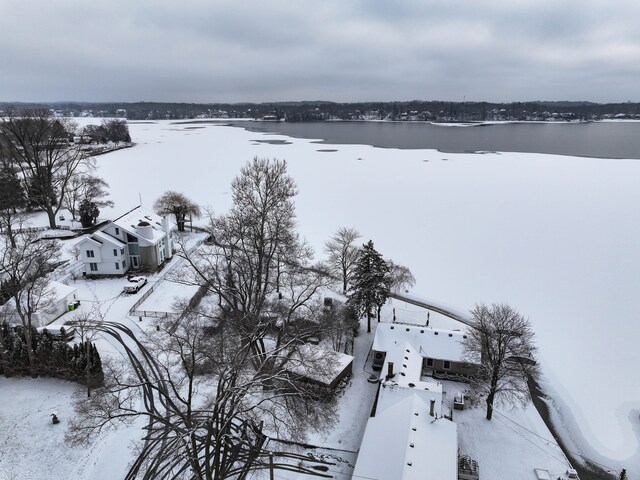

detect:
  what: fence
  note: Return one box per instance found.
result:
[128,236,207,319]
[49,260,84,284]
[129,283,160,317]
[15,225,72,234]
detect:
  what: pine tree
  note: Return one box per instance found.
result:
[79,199,99,228]
[347,240,390,333]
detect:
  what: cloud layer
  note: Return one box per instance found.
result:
[2,0,639,103]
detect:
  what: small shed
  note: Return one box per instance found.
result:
[37,281,78,326]
[286,344,354,388]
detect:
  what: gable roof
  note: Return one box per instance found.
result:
[76,235,103,248]
[353,392,458,480]
[373,323,469,363]
[113,206,173,247]
[92,230,126,248]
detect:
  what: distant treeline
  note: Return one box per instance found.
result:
[2,100,640,122]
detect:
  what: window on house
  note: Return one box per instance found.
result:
[115,227,120,235]
[426,358,434,367]
[122,260,126,268]
[115,262,120,270]
[86,250,95,258]
[113,249,118,256]
[443,360,451,370]
[121,248,125,255]
[89,263,98,272]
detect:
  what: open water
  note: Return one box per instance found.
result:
[232,120,640,159]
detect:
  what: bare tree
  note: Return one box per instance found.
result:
[0,108,90,229]
[177,158,308,367]
[67,304,106,398]
[462,303,540,420]
[68,316,337,479]
[153,190,201,232]
[0,231,60,375]
[324,227,361,294]
[63,174,113,221]
[386,259,416,292]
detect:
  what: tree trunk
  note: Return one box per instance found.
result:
[13,298,37,376]
[367,311,371,333]
[6,221,16,248]
[377,306,381,322]
[486,368,500,420]
[486,392,495,420]
[23,322,37,377]
[46,207,57,229]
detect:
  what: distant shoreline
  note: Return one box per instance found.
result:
[216,119,640,160]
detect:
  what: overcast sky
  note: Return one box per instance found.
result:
[2,0,639,103]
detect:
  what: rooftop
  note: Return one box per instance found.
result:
[113,206,173,246]
[353,391,458,480]
[373,322,469,363]
[92,230,126,249]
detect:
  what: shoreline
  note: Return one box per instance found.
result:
[528,376,616,480]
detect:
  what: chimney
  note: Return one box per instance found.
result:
[429,398,436,417]
[161,216,173,259]
[386,361,394,379]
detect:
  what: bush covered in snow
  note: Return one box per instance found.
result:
[0,322,103,386]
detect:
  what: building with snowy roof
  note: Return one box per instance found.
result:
[284,343,354,389]
[354,375,458,479]
[372,323,478,378]
[76,206,175,276]
[1,280,77,327]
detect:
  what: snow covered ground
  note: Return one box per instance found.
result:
[2,119,637,477]
[86,120,639,475]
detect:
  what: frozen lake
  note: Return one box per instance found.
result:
[93,119,640,474]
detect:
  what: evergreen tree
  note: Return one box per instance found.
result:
[347,240,390,333]
[0,166,27,247]
[79,199,99,227]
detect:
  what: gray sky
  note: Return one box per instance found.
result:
[2,0,639,103]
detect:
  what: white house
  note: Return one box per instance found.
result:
[77,206,175,276]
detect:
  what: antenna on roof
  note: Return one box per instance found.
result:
[139,192,142,207]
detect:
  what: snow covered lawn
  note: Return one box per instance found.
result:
[0,378,84,480]
[136,280,201,314]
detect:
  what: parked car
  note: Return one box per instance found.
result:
[123,276,148,294]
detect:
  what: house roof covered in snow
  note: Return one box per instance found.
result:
[92,230,126,249]
[373,323,469,363]
[353,391,458,480]
[381,342,443,395]
[113,206,174,247]
[48,281,77,302]
[285,344,353,386]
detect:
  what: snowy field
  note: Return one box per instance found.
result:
[85,120,639,474]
